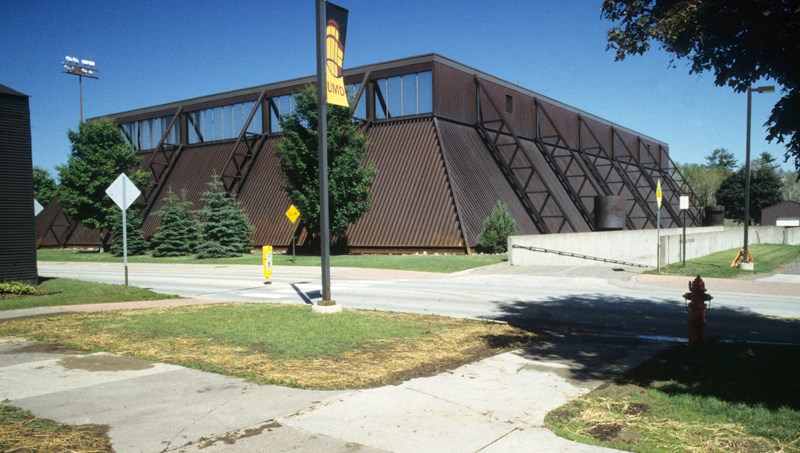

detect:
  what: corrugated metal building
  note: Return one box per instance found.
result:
[1,85,38,282]
[762,201,800,226]
[38,54,701,253]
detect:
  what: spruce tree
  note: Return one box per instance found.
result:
[195,175,254,258]
[478,201,518,254]
[151,188,201,257]
[109,207,149,256]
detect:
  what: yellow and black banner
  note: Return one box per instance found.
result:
[325,2,349,107]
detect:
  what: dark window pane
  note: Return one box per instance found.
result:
[402,73,416,115]
[418,71,432,114]
[387,76,401,117]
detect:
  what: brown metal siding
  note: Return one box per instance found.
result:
[762,201,800,226]
[140,142,234,237]
[436,119,539,244]
[347,118,463,248]
[0,90,38,282]
[434,63,476,125]
[237,137,295,246]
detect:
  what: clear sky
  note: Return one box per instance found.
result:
[2,0,790,177]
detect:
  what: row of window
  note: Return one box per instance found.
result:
[121,71,432,150]
[187,100,262,144]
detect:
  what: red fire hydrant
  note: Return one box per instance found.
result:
[683,276,713,347]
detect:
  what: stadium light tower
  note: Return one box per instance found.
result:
[62,56,99,122]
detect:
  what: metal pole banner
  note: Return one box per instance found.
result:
[325,1,349,108]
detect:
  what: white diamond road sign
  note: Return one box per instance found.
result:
[106,173,141,210]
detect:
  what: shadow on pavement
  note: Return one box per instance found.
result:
[487,293,800,384]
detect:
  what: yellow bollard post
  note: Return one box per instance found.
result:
[263,245,273,284]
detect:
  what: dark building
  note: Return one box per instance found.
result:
[1,84,38,283]
[38,54,700,253]
[762,201,800,227]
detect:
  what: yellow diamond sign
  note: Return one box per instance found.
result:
[285,204,300,224]
[656,179,663,209]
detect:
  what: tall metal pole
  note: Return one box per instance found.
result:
[316,0,334,304]
[743,88,752,265]
[79,74,84,123]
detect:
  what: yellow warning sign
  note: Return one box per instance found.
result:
[285,205,300,224]
[656,179,663,209]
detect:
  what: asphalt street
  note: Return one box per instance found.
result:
[38,261,800,345]
[2,260,794,452]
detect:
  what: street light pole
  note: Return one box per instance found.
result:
[740,85,774,270]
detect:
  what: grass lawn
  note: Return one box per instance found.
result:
[0,403,111,452]
[546,342,800,452]
[37,249,506,273]
[0,303,534,390]
[0,278,178,311]
[648,243,800,278]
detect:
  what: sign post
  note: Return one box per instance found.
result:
[105,173,141,287]
[655,179,663,272]
[285,204,300,263]
[680,195,690,266]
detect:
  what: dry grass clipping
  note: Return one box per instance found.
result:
[0,305,535,390]
[0,403,111,452]
[567,396,791,452]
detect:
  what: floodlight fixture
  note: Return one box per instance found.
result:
[61,55,100,122]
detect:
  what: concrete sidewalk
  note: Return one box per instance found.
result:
[0,271,654,451]
[0,328,656,452]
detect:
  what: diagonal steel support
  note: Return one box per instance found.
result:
[220,91,268,195]
[533,101,599,230]
[140,107,185,220]
[474,76,586,234]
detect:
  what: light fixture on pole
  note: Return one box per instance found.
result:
[740,84,774,270]
[62,56,99,123]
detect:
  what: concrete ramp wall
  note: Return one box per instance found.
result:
[509,226,799,268]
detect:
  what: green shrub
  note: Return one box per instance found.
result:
[0,282,37,295]
[477,201,518,254]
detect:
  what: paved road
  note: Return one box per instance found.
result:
[3,260,794,452]
[38,261,800,344]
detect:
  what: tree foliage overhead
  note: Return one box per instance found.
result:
[56,118,149,242]
[32,166,57,204]
[275,86,376,240]
[602,0,800,173]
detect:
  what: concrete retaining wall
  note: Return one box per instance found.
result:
[509,226,799,268]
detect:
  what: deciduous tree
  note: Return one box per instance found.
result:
[56,118,149,249]
[275,87,375,244]
[602,0,800,173]
[32,166,57,204]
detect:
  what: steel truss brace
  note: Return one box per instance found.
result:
[474,76,582,234]
[577,119,651,229]
[533,101,602,230]
[607,130,661,228]
[220,91,268,195]
[140,106,185,220]
[650,147,703,227]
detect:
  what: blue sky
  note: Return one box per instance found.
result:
[3,0,790,176]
